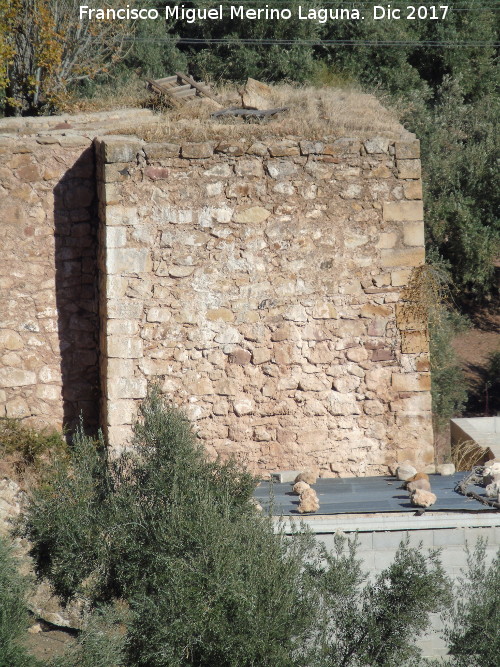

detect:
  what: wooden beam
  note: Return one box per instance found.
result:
[175,72,222,104]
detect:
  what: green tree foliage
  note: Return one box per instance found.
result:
[429,307,469,429]
[444,540,500,667]
[310,535,451,666]
[0,536,39,667]
[129,0,321,83]
[21,390,453,666]
[22,389,318,666]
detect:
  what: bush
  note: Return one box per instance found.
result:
[22,389,318,666]
[22,389,452,666]
[444,540,500,667]
[0,418,66,468]
[484,350,500,415]
[0,535,39,667]
[310,535,451,666]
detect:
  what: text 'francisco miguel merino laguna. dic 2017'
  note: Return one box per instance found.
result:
[79,5,450,24]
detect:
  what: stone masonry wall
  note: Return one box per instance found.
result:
[95,134,433,476]
[0,134,99,431]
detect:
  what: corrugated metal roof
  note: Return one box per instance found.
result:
[254,473,497,516]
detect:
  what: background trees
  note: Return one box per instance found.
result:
[0,0,134,114]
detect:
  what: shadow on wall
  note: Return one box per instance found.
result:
[53,147,100,433]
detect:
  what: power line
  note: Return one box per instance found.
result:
[127,37,500,47]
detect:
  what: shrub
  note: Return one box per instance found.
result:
[444,540,500,667]
[484,350,500,415]
[310,535,451,666]
[20,426,112,601]
[0,418,66,468]
[0,535,39,667]
[22,389,452,666]
[22,389,318,666]
[50,603,129,667]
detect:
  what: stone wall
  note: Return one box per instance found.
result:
[95,134,434,476]
[0,133,99,431]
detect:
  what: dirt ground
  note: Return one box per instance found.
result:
[452,304,500,415]
[23,620,76,662]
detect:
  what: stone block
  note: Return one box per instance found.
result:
[401,330,429,354]
[107,425,133,450]
[17,164,41,181]
[361,304,392,318]
[299,141,325,155]
[391,393,432,413]
[234,159,265,178]
[35,384,61,401]
[146,308,171,323]
[0,368,36,387]
[270,470,303,483]
[368,164,392,178]
[0,330,23,350]
[107,336,143,358]
[395,303,427,331]
[107,299,143,319]
[371,348,394,361]
[324,138,361,154]
[333,376,360,393]
[252,348,272,365]
[145,167,169,180]
[381,247,425,268]
[383,200,424,222]
[395,140,420,159]
[97,136,143,163]
[234,206,271,224]
[203,163,233,177]
[168,266,194,278]
[403,181,423,200]
[229,349,252,365]
[233,397,254,416]
[391,373,431,392]
[181,143,214,158]
[4,397,30,418]
[329,392,361,416]
[375,232,398,249]
[305,161,333,179]
[397,159,421,179]
[346,347,369,363]
[311,302,338,319]
[107,399,136,426]
[108,377,147,400]
[215,142,246,156]
[268,141,299,157]
[105,205,138,226]
[364,136,390,154]
[107,358,134,376]
[298,375,331,392]
[403,221,425,247]
[214,379,237,396]
[206,308,234,322]
[38,366,60,383]
[144,142,180,159]
[266,160,298,179]
[105,226,127,248]
[103,163,131,183]
[391,270,411,287]
[437,463,456,476]
[106,248,151,274]
[191,378,214,395]
[283,304,308,322]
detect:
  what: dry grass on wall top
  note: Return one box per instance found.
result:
[112,83,411,143]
